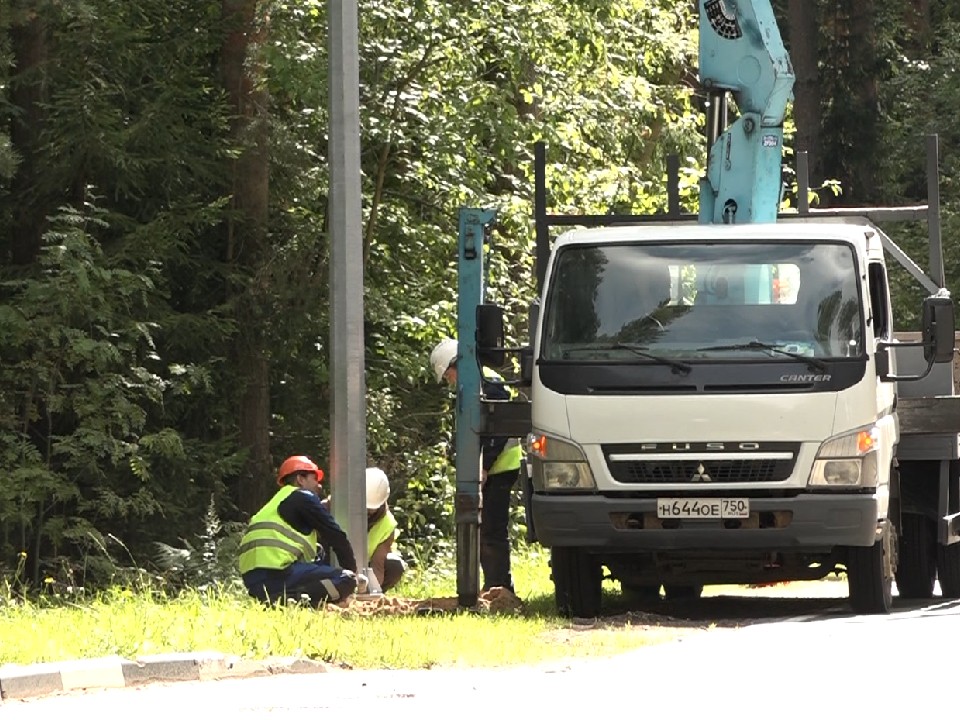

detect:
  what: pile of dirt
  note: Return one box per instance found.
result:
[327,587,524,616]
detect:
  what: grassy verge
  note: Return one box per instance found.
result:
[0,546,690,669]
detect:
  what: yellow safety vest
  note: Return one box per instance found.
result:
[238,485,318,574]
[483,367,524,475]
[367,509,399,562]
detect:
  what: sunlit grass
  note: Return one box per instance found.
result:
[0,546,688,669]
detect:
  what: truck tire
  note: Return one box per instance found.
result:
[936,541,960,598]
[895,513,936,599]
[846,528,895,615]
[551,547,602,618]
[663,584,704,601]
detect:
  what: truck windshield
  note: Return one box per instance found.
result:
[541,242,863,363]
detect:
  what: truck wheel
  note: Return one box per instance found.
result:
[663,584,703,601]
[846,526,895,614]
[936,541,960,598]
[895,513,936,599]
[551,547,602,618]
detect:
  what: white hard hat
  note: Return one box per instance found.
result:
[365,467,390,509]
[429,338,458,383]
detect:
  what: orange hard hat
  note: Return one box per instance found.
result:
[276,455,324,486]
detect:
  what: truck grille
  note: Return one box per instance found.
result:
[604,452,797,484]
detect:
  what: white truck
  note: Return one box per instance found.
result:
[516,216,955,616]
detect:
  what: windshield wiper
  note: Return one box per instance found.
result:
[695,340,828,372]
[613,342,692,375]
[560,343,692,375]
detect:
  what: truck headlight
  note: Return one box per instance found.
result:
[526,432,597,491]
[808,426,879,488]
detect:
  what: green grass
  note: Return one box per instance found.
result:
[0,546,686,669]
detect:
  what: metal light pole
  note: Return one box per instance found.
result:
[327,0,367,573]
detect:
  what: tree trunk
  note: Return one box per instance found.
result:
[220,0,272,517]
[818,0,880,205]
[7,2,49,265]
[848,0,879,203]
[786,0,822,184]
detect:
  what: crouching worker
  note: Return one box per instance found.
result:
[238,455,362,607]
[365,467,406,592]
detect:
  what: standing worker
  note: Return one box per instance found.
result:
[238,455,365,607]
[365,467,406,592]
[430,338,523,594]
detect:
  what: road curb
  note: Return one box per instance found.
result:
[0,652,328,701]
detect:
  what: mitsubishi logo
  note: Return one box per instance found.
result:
[690,463,713,482]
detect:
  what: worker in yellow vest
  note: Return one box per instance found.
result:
[365,467,406,592]
[430,338,524,594]
[238,455,363,607]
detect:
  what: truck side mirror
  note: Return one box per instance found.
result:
[520,300,541,385]
[921,294,955,364]
[476,303,506,368]
[875,345,891,380]
[519,346,533,385]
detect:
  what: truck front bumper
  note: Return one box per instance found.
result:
[531,493,880,551]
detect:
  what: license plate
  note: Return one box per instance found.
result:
[656,498,750,519]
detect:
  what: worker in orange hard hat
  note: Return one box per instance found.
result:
[238,455,365,607]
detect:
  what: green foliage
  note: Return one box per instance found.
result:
[153,495,246,590]
[0,205,178,580]
[1,0,248,585]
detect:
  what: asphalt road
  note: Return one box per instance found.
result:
[5,584,959,719]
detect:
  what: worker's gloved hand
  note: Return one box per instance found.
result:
[481,469,488,486]
[356,572,369,594]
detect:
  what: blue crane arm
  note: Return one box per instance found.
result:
[698,0,795,224]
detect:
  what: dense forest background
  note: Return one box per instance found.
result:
[1,0,959,588]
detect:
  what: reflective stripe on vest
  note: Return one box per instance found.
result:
[483,367,524,475]
[238,485,318,574]
[367,510,399,562]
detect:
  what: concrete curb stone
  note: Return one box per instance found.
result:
[0,652,329,702]
[0,661,64,701]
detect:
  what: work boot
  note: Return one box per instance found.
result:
[480,542,514,594]
[381,553,406,592]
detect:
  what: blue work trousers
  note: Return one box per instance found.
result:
[243,560,357,608]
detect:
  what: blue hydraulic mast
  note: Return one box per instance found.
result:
[698,0,795,224]
[454,208,496,608]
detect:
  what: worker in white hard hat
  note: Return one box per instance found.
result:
[429,338,523,594]
[365,467,406,592]
[321,466,406,592]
